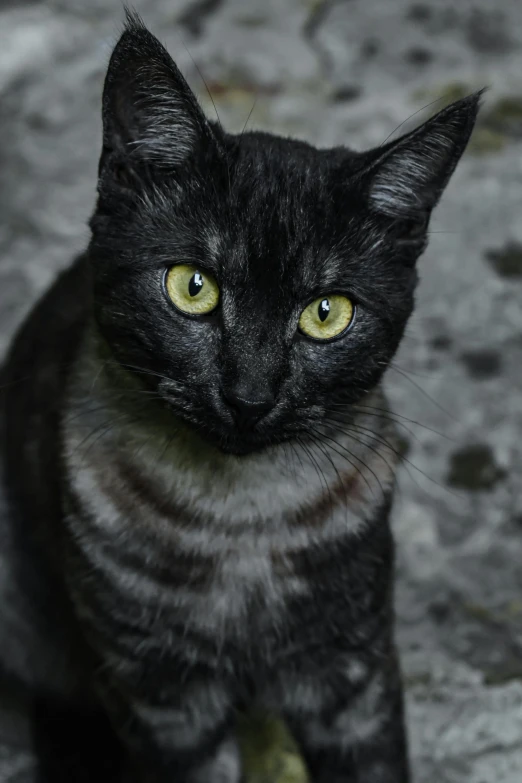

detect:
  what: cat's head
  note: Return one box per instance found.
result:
[88,13,481,456]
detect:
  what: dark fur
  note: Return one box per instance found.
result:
[0,12,480,783]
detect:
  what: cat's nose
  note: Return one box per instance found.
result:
[222,388,275,429]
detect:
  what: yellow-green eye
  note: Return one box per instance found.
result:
[165,265,219,315]
[299,295,354,340]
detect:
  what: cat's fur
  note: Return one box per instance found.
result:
[0,12,480,783]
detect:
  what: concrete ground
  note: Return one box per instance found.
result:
[0,0,521,780]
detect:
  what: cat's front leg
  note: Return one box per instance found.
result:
[97,671,242,783]
[121,736,242,783]
[282,650,409,783]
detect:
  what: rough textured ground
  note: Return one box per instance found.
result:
[0,0,521,780]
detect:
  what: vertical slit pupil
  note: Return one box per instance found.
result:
[189,272,204,297]
[318,299,330,322]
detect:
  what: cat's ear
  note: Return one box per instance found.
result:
[100,11,215,176]
[361,92,483,221]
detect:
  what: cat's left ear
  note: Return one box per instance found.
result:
[361,92,483,222]
[100,11,217,176]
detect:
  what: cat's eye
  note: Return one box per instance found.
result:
[165,265,219,315]
[299,295,355,341]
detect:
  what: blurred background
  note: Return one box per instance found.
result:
[0,0,521,780]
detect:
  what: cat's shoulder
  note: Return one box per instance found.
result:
[1,253,92,520]
[2,253,90,381]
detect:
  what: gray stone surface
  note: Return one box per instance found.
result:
[0,0,521,780]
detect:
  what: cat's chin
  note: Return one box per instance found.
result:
[211,433,276,457]
[217,440,271,457]
[195,425,283,458]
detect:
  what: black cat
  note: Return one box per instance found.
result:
[0,11,480,783]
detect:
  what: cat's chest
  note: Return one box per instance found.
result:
[64,406,395,644]
[170,536,309,639]
[65,460,312,641]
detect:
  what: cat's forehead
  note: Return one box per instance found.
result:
[206,135,361,288]
[203,215,373,307]
[229,133,342,201]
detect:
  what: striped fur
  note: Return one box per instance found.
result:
[31,324,405,781]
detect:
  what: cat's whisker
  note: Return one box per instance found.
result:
[324,417,461,500]
[324,418,417,493]
[323,416,405,462]
[88,357,116,394]
[64,404,116,426]
[326,407,423,446]
[68,398,153,465]
[314,435,344,486]
[310,435,345,498]
[78,422,125,464]
[307,426,377,498]
[316,426,409,505]
[311,438,339,511]
[103,359,204,391]
[130,431,158,468]
[62,389,166,427]
[320,421,397,482]
[295,435,330,503]
[387,365,457,420]
[284,441,302,485]
[288,438,307,478]
[310,436,353,528]
[70,415,130,465]
[330,403,453,441]
[152,433,176,477]
[389,360,453,380]
[310,438,336,511]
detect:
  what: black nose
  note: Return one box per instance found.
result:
[223,389,275,429]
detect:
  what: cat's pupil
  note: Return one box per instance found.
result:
[188,272,204,297]
[318,299,330,322]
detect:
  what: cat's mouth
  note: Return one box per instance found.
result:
[197,420,284,457]
[214,432,276,456]
[164,401,289,456]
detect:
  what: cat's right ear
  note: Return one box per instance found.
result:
[100,11,216,183]
[359,91,482,222]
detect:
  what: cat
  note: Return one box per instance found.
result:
[0,10,480,783]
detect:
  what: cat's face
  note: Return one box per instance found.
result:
[89,14,480,456]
